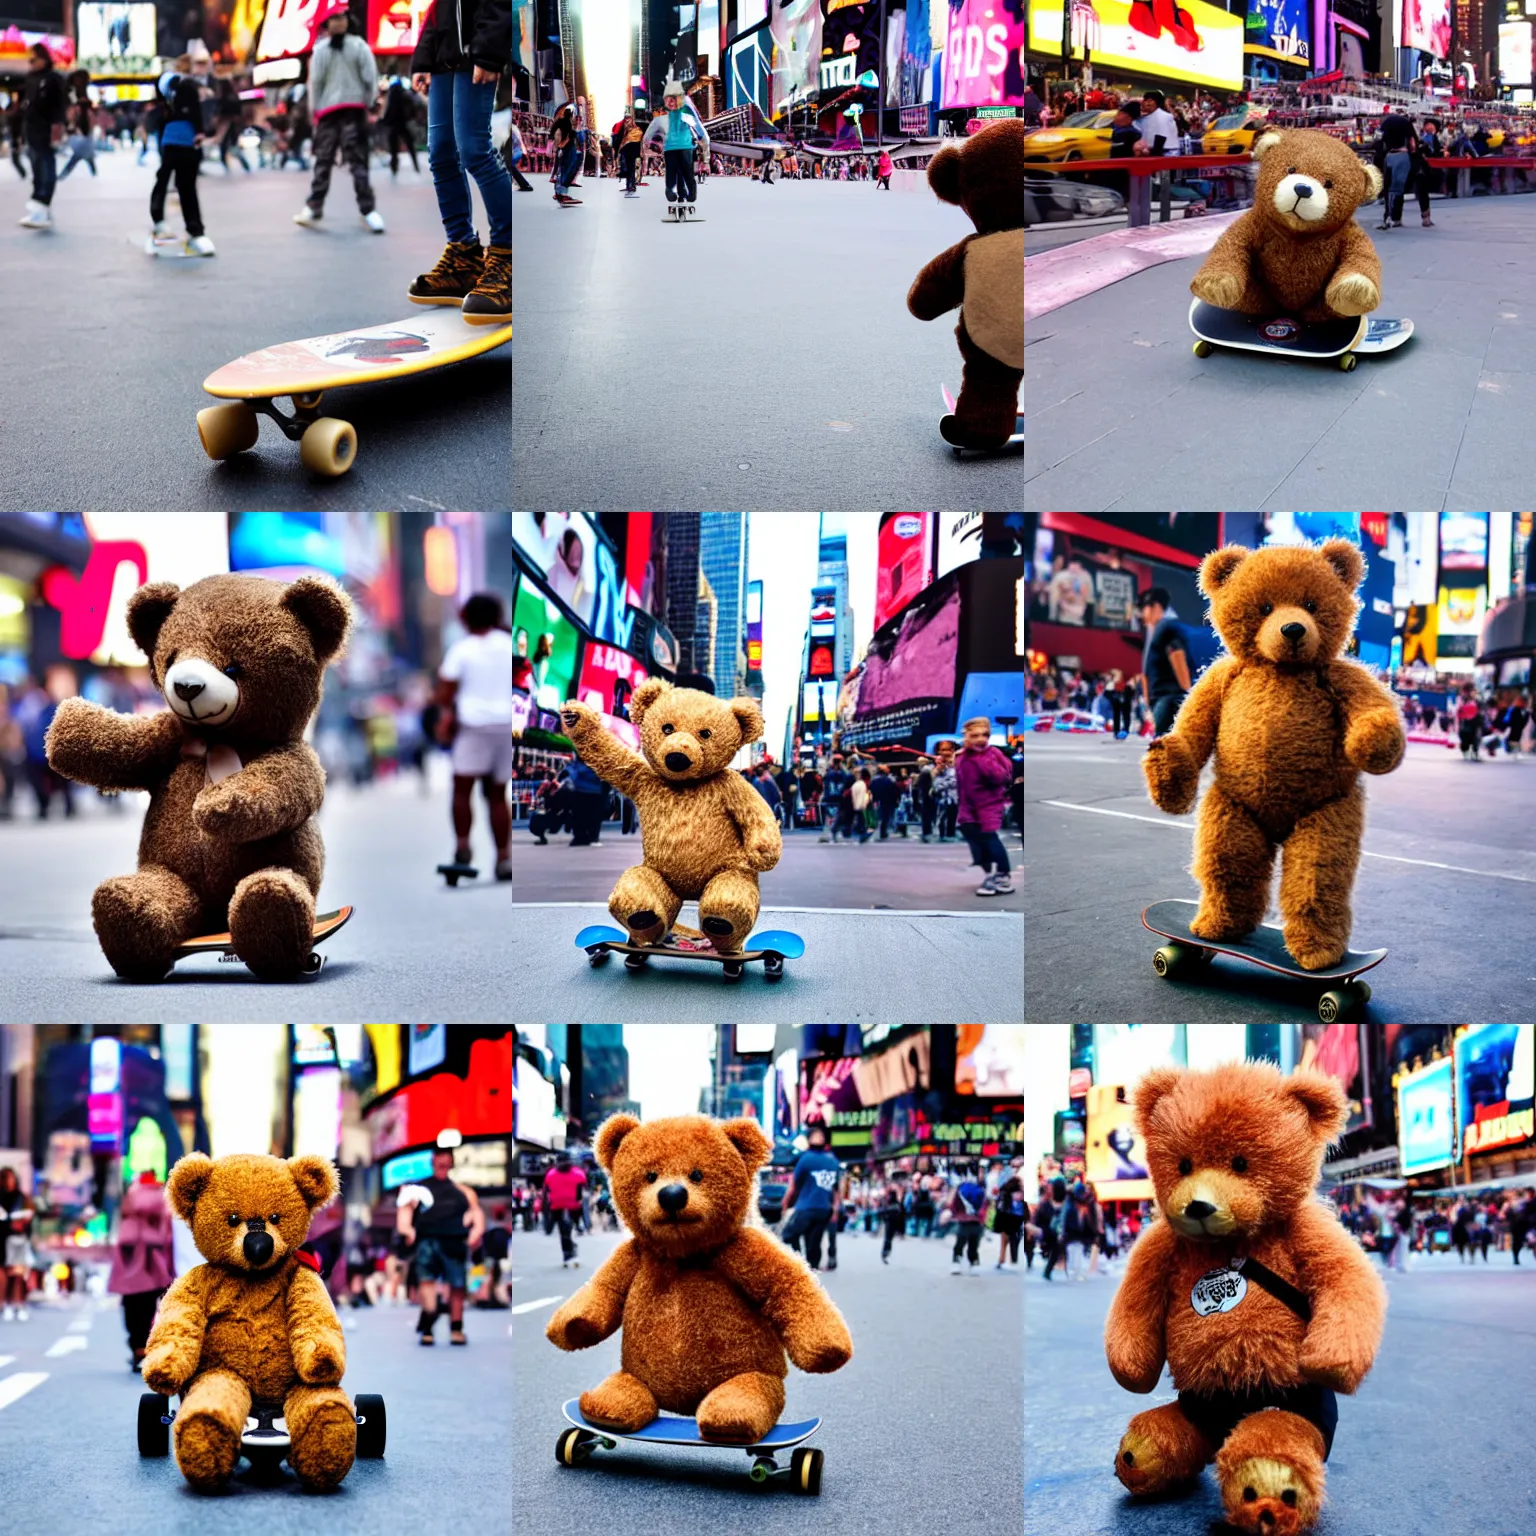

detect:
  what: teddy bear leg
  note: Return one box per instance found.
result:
[1188,782,1275,942]
[284,1382,357,1491]
[228,867,317,981]
[91,864,203,981]
[1277,791,1363,970]
[697,867,760,954]
[1214,1408,1327,1535]
[946,318,1023,449]
[579,1370,659,1433]
[608,864,683,945]
[1114,1400,1216,1497]
[695,1370,786,1444]
[173,1367,251,1491]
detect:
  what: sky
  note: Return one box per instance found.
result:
[625,1025,717,1119]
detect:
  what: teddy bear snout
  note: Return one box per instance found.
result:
[1184,1199,1217,1220]
[164,657,239,725]
[1272,173,1329,224]
[243,1227,275,1266]
[664,750,694,774]
[1280,622,1307,643]
[656,1182,690,1215]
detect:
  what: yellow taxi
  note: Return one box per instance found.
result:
[1023,110,1117,164]
[1202,111,1269,155]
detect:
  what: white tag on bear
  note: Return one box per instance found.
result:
[182,739,243,786]
[1191,1263,1248,1316]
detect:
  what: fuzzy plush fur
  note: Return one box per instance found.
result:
[545,1114,852,1443]
[559,679,782,953]
[1105,1063,1387,1535]
[143,1152,355,1493]
[1142,539,1404,969]
[46,574,352,981]
[1191,129,1385,323]
[907,118,1024,448]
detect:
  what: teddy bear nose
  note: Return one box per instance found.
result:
[664,752,692,773]
[1292,180,1313,199]
[1184,1199,1216,1220]
[243,1229,274,1266]
[1280,622,1306,642]
[656,1182,689,1214]
[173,679,206,702]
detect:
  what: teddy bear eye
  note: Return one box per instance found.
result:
[645,1171,658,1183]
[223,662,243,680]
[1287,165,1296,174]
[661,724,675,735]
[1323,180,1333,190]
[1303,600,1316,614]
[1259,603,1273,616]
[227,1213,241,1227]
[269,1213,281,1223]
[1178,1158,1193,1176]
[1231,1157,1248,1174]
[689,1168,703,1184]
[698,729,711,740]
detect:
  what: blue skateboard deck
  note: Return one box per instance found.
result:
[575,924,804,982]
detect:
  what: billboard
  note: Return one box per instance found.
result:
[940,0,1025,108]
[856,575,959,713]
[746,579,764,673]
[1397,1057,1455,1176]
[367,0,436,52]
[875,513,934,630]
[802,678,834,723]
[1434,584,1485,662]
[255,0,327,62]
[1401,0,1451,58]
[513,512,602,629]
[1454,1025,1535,1158]
[76,3,157,71]
[1299,1024,1372,1135]
[771,0,822,114]
[1439,512,1489,573]
[955,1025,1026,1096]
[511,580,582,713]
[1244,0,1310,64]
[1499,21,1532,86]
[820,0,882,96]
[575,642,648,718]
[1026,0,1244,90]
[1085,1083,1152,1201]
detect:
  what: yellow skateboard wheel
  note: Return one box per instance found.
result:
[196,402,259,461]
[300,417,357,477]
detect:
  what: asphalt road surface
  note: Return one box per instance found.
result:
[0,147,508,511]
[1,1286,511,1536]
[512,172,1023,510]
[0,763,510,1021]
[1024,732,1536,1023]
[514,1219,1023,1535]
[1025,1249,1536,1535]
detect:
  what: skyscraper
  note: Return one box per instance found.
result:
[817,527,855,680]
[700,511,749,696]
[663,512,704,676]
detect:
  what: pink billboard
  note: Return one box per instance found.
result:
[941,0,1025,108]
[1401,0,1451,59]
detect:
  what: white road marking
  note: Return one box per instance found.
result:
[44,1335,88,1358]
[509,1296,564,1315]
[66,1318,92,1334]
[0,1355,14,1369]
[0,1372,49,1409]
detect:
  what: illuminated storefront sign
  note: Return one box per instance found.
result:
[1397,1057,1455,1176]
[1027,0,1244,90]
[1454,1025,1534,1157]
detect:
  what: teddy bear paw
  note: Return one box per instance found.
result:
[1192,271,1245,311]
[289,1399,357,1490]
[1222,1456,1319,1535]
[1282,925,1347,971]
[175,1410,241,1489]
[1115,1425,1180,1496]
[1325,272,1379,317]
[1345,716,1404,775]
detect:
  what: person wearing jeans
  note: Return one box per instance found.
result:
[955,717,1014,895]
[18,42,66,228]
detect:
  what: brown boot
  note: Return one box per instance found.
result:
[462,245,509,325]
[408,239,484,307]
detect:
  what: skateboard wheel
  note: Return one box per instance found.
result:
[749,1456,775,1483]
[197,402,259,461]
[1353,980,1372,1006]
[301,951,323,975]
[138,1393,170,1458]
[1152,943,1195,979]
[1339,353,1357,372]
[792,1446,823,1495]
[587,949,611,966]
[624,952,649,970]
[291,390,323,411]
[1318,988,1350,1023]
[722,961,744,981]
[299,416,357,477]
[1193,339,1213,358]
[764,955,784,980]
[556,1426,594,1466]
[354,1393,386,1458]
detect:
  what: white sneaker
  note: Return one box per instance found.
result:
[17,200,39,226]
[950,1262,962,1275]
[15,1305,27,1320]
[293,206,323,226]
[20,203,51,229]
[990,873,1015,893]
[188,235,216,256]
[1,1305,13,1321]
[362,209,385,233]
[151,219,172,237]
[975,874,999,896]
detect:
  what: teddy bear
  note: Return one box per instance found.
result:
[143,1152,356,1492]
[545,1113,852,1443]
[1105,1061,1387,1535]
[1141,539,1404,970]
[45,572,352,981]
[1190,128,1385,323]
[559,678,782,954]
[907,117,1024,450]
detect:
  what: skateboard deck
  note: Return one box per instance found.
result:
[1189,299,1413,371]
[575,924,804,982]
[437,861,478,887]
[941,385,1023,455]
[198,310,511,477]
[171,905,353,977]
[558,1399,824,1493]
[1142,899,1385,1021]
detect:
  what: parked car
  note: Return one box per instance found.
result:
[1202,111,1270,155]
[1023,110,1116,163]
[1025,177,1124,226]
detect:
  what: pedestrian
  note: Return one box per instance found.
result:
[879,1176,907,1264]
[870,763,901,838]
[818,754,850,841]
[911,1176,936,1238]
[17,42,66,230]
[549,102,580,204]
[1375,108,1416,230]
[933,741,960,840]
[541,1153,586,1268]
[1038,1178,1066,1280]
[505,115,533,191]
[294,5,384,233]
[1451,1198,1471,1262]
[775,761,799,828]
[641,76,709,213]
[876,147,892,189]
[382,77,420,173]
[1136,587,1193,736]
[108,1171,176,1371]
[1106,668,1134,738]
[565,753,606,845]
[948,1162,987,1275]
[1455,682,1484,759]
[956,717,1015,895]
[994,1172,1026,1270]
[781,1120,840,1272]
[1510,1189,1535,1265]
[144,57,216,254]
[751,764,782,821]
[214,76,251,173]
[1,1164,35,1319]
[396,1145,485,1344]
[435,592,514,881]
[617,108,643,195]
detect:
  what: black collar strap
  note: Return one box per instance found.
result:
[1236,1256,1312,1323]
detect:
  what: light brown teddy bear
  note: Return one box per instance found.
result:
[560,679,782,954]
[143,1152,356,1492]
[1190,128,1384,323]
[1142,540,1404,969]
[1106,1062,1387,1535]
[45,573,351,981]
[545,1113,852,1443]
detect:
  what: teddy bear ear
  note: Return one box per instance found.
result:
[595,1113,641,1171]
[629,677,671,728]
[721,1117,772,1173]
[127,582,181,666]
[926,145,963,205]
[287,1154,340,1211]
[1198,545,1249,597]
[1284,1070,1349,1143]
[281,576,352,665]
[1317,537,1365,592]
[729,697,765,745]
[1252,130,1285,160]
[1361,162,1384,202]
[1132,1066,1186,1137]
[166,1152,214,1224]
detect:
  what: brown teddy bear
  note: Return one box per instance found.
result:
[559,679,781,954]
[546,1113,852,1442]
[1190,128,1384,323]
[143,1152,356,1492]
[1142,539,1404,969]
[1105,1062,1387,1535]
[45,573,352,981]
[907,118,1024,450]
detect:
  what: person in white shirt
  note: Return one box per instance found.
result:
[436,592,515,880]
[1137,91,1180,156]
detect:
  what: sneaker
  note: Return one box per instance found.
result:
[1,1305,12,1320]
[150,219,172,237]
[462,244,509,325]
[950,1262,962,1275]
[1391,219,1403,228]
[16,1305,28,1320]
[1377,219,1391,230]
[419,1330,435,1345]
[1422,215,1434,226]
[556,194,582,205]
[408,239,484,307]
[362,209,385,233]
[449,1327,467,1346]
[975,874,999,896]
[989,873,1015,894]
[20,204,51,229]
[494,859,512,881]
[187,235,216,257]
[293,206,323,226]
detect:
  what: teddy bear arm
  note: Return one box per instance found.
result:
[1292,1203,1387,1392]
[286,1265,347,1384]
[545,1238,640,1350]
[1142,659,1231,814]
[1325,222,1382,315]
[1103,1220,1174,1392]
[45,699,184,791]
[716,1230,852,1373]
[193,742,326,842]
[723,772,783,871]
[1190,218,1269,314]
[142,1268,210,1393]
[559,703,651,797]
[907,240,970,321]
[1328,664,1406,775]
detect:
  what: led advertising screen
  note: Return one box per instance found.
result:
[575,642,648,717]
[746,578,764,673]
[1085,1083,1152,1201]
[1299,1024,1372,1135]
[255,0,326,62]
[771,0,822,114]
[511,580,582,713]
[820,0,882,96]
[875,512,934,630]
[1401,0,1451,58]
[76,3,157,71]
[1439,511,1489,573]
[1094,1024,1186,1086]
[955,1024,1026,1096]
[939,0,1026,108]
[513,512,601,630]
[1454,1025,1534,1158]
[1433,584,1485,662]
[1397,1057,1455,1176]
[367,0,435,52]
[802,678,834,724]
[1026,0,1243,90]
[857,576,959,712]
[1245,0,1310,64]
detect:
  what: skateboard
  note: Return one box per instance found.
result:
[139,1390,385,1467]
[664,203,704,222]
[1189,299,1414,372]
[198,310,511,477]
[575,924,804,982]
[170,905,353,978]
[1141,899,1385,1022]
[133,231,208,259]
[941,386,1023,456]
[556,1399,824,1495]
[436,860,478,887]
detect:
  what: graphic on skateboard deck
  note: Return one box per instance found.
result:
[1189,299,1414,372]
[941,385,1023,456]
[575,924,804,982]
[170,905,353,978]
[198,310,511,477]
[1141,899,1385,1022]
[436,861,478,887]
[556,1400,824,1494]
[663,204,704,222]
